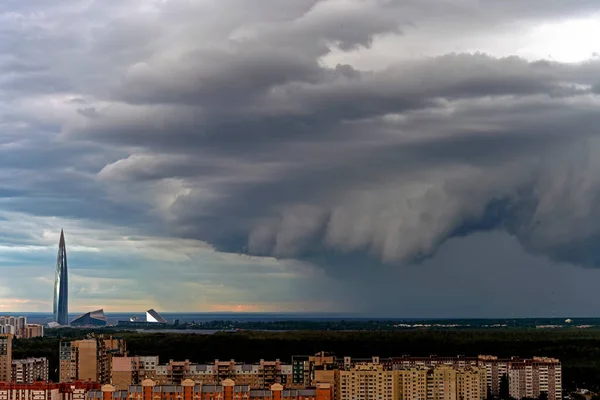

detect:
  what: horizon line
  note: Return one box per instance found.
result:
[0,311,594,319]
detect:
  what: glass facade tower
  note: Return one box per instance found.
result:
[53,229,68,325]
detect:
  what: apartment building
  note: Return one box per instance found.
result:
[60,336,126,384]
[0,335,12,383]
[11,358,49,384]
[455,367,486,400]
[397,368,429,400]
[111,356,158,389]
[337,363,396,400]
[341,354,560,400]
[87,379,333,400]
[0,381,100,400]
[151,359,292,388]
[508,358,562,400]
[104,353,558,400]
[293,353,336,387]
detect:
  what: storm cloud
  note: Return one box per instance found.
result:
[2,0,600,315]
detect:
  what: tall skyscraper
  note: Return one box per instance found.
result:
[53,230,68,326]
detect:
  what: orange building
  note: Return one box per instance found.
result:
[91,379,332,400]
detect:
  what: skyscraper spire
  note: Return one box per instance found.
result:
[53,229,68,325]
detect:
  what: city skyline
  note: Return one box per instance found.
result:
[1,1,600,316]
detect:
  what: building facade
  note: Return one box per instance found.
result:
[60,336,126,384]
[337,363,396,400]
[293,353,336,387]
[0,335,12,383]
[11,358,49,384]
[103,353,560,400]
[0,381,100,400]
[148,359,293,388]
[328,354,560,400]
[88,379,332,400]
[53,229,69,326]
[111,356,158,390]
[508,358,562,400]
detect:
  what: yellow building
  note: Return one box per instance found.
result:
[397,366,485,400]
[398,368,429,400]
[336,363,396,400]
[456,367,486,400]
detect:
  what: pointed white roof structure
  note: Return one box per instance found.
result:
[145,309,167,323]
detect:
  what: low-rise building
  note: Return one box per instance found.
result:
[88,379,332,400]
[0,381,100,400]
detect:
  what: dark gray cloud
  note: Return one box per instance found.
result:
[2,0,600,314]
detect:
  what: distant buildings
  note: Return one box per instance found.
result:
[59,335,126,384]
[0,316,43,339]
[53,229,69,326]
[12,358,49,384]
[71,310,108,327]
[0,334,12,383]
[145,309,167,323]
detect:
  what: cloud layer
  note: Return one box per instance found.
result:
[2,0,600,315]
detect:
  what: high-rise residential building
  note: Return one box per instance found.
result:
[339,354,561,400]
[60,335,126,384]
[87,379,333,400]
[395,366,486,400]
[336,363,396,400]
[0,334,13,382]
[53,229,69,326]
[508,358,562,400]
[397,368,429,400]
[0,381,100,400]
[12,358,49,384]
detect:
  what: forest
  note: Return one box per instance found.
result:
[13,329,600,391]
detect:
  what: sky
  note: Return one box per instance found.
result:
[1,0,600,317]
